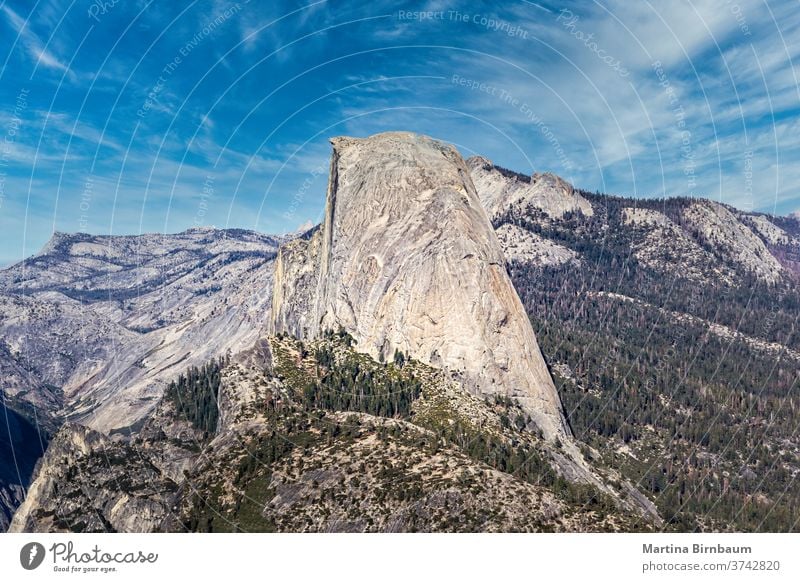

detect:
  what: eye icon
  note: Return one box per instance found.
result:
[20,542,46,570]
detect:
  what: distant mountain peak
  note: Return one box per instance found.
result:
[468,157,593,219]
[466,154,493,169]
[38,231,90,255]
[182,225,217,234]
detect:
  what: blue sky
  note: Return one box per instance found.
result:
[0,0,798,265]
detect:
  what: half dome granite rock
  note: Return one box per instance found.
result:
[272,132,570,440]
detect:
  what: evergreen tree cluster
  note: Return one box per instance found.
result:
[303,344,422,418]
[165,359,223,435]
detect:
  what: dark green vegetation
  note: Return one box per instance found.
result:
[498,196,800,531]
[419,398,616,516]
[304,341,422,417]
[501,194,800,350]
[164,359,224,436]
[270,330,422,419]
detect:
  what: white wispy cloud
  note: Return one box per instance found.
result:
[318,0,799,213]
[1,4,69,73]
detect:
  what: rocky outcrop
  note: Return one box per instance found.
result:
[496,224,578,267]
[0,403,47,531]
[8,378,212,533]
[683,201,783,283]
[742,214,794,246]
[272,132,570,440]
[622,207,738,284]
[12,334,655,532]
[8,423,180,533]
[466,156,593,220]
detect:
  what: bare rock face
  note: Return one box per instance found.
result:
[742,214,794,246]
[683,201,784,283]
[466,156,593,220]
[271,229,322,339]
[272,132,569,439]
[496,223,578,267]
[622,207,738,284]
[0,228,281,433]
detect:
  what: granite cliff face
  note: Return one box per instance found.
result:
[272,132,569,440]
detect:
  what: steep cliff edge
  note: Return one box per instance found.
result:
[272,132,569,440]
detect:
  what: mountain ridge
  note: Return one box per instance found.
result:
[3,131,799,532]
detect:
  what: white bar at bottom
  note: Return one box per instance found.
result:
[1,533,797,581]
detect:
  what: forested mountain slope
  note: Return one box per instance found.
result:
[470,158,800,531]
